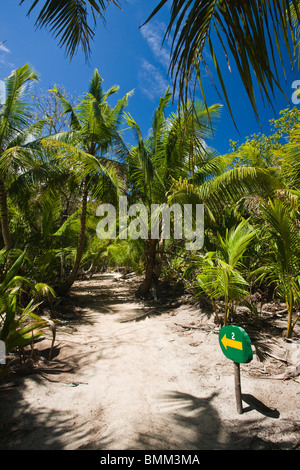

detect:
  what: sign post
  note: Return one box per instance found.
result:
[234,362,242,414]
[219,325,253,414]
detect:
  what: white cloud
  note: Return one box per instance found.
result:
[138,20,180,102]
[0,42,10,54]
[140,21,171,69]
[138,59,170,101]
[0,41,13,69]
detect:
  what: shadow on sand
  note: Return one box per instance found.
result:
[132,390,285,451]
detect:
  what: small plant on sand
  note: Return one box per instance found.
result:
[0,251,56,374]
[196,220,256,325]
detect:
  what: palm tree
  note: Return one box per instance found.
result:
[0,249,56,371]
[144,1,300,125]
[44,69,132,293]
[0,64,42,250]
[126,91,282,299]
[19,1,300,124]
[125,89,222,296]
[196,219,256,325]
[281,119,300,193]
[20,0,121,58]
[253,199,300,338]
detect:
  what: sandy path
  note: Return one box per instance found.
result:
[0,272,299,450]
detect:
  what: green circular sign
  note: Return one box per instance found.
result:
[219,325,253,364]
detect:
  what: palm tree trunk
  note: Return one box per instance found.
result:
[59,177,89,294]
[0,177,12,250]
[136,238,158,297]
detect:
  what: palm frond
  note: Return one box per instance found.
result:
[0,64,39,147]
[20,0,121,58]
[50,86,81,131]
[0,146,42,175]
[143,1,300,125]
[259,198,300,277]
[217,219,256,269]
[198,165,282,208]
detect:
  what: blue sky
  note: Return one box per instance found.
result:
[0,0,299,155]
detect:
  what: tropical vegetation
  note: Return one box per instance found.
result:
[0,1,300,375]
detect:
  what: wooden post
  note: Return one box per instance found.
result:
[234,362,243,414]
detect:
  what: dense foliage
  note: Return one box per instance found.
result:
[0,61,299,371]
